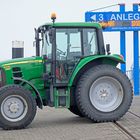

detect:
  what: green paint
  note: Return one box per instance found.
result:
[39,22,102,29]
[68,54,124,86]
[0,54,124,108]
[54,88,70,108]
[0,56,46,99]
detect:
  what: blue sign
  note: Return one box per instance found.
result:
[85,11,140,21]
[85,11,140,31]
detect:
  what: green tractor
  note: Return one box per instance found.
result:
[0,16,133,130]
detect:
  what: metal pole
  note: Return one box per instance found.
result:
[120,4,126,73]
[133,4,139,95]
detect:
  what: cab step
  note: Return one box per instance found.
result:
[54,88,70,108]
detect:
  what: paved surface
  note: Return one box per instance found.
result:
[0,97,140,140]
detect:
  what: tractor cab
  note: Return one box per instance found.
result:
[35,22,105,85]
[33,14,106,107]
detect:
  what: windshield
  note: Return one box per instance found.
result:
[36,27,98,58]
[56,28,98,60]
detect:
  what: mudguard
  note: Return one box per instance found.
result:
[13,77,43,109]
[68,54,125,86]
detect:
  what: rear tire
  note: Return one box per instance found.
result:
[76,65,133,122]
[0,85,37,130]
[69,105,84,117]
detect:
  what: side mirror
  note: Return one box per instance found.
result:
[106,44,111,55]
[34,28,38,39]
[48,28,55,44]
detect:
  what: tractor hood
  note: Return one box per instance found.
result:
[0,56,43,86]
[0,56,43,69]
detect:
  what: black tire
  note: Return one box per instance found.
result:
[69,105,84,117]
[0,85,37,130]
[76,64,133,122]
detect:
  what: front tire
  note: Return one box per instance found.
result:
[0,85,37,130]
[76,65,133,122]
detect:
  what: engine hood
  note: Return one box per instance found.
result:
[0,56,43,69]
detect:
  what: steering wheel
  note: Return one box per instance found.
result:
[56,48,66,55]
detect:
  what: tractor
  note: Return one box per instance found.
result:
[0,14,133,130]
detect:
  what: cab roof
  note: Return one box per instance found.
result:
[38,22,102,29]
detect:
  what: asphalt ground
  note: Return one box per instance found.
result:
[0,97,140,140]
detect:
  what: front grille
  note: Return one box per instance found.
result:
[0,68,6,87]
[12,67,23,78]
[12,67,23,84]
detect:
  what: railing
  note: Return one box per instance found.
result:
[126,69,140,95]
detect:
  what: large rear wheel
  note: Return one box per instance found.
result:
[76,65,133,122]
[0,85,37,130]
[69,105,84,117]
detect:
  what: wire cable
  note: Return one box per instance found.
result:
[88,4,119,12]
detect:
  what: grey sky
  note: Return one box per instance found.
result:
[0,0,139,69]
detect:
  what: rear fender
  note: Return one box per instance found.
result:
[68,54,125,87]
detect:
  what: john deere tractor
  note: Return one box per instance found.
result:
[0,15,133,130]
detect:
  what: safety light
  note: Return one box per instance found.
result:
[51,13,56,23]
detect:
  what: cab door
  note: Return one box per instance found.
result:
[55,28,83,84]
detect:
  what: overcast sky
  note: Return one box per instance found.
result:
[0,0,140,70]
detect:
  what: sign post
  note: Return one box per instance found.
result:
[120,4,126,73]
[85,3,140,95]
[133,4,139,95]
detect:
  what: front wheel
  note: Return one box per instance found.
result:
[76,65,133,122]
[0,85,37,130]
